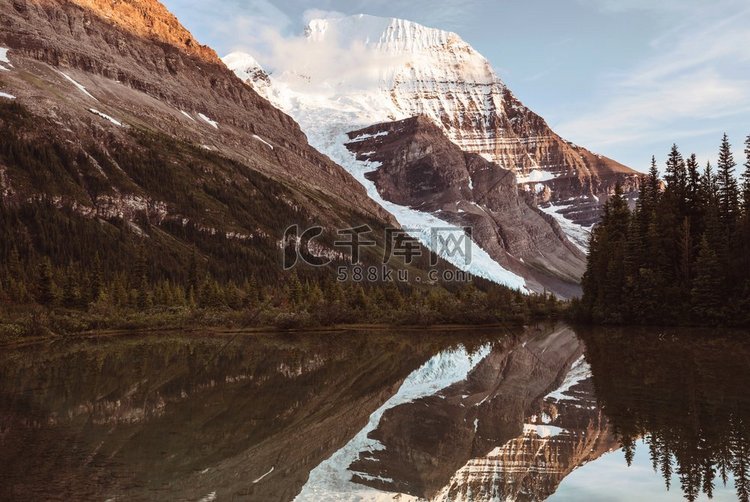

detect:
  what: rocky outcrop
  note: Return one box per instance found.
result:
[346,116,586,297]
[66,0,219,63]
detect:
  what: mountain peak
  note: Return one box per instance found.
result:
[69,0,219,63]
[303,14,469,55]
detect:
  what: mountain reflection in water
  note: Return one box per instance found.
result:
[0,324,748,501]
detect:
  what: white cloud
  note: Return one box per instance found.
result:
[302,9,346,24]
[163,0,293,55]
[578,0,721,13]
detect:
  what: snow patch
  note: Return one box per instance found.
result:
[198,113,218,129]
[546,355,592,401]
[539,203,591,253]
[252,466,274,484]
[0,91,15,100]
[197,492,216,502]
[317,132,527,289]
[252,134,274,150]
[60,72,97,100]
[222,52,261,80]
[516,169,557,183]
[349,130,390,142]
[180,110,196,121]
[295,344,492,501]
[89,109,122,126]
[523,423,565,438]
[0,47,11,70]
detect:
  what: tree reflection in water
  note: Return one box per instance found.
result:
[580,326,750,502]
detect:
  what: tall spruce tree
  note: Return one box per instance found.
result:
[743,135,750,213]
[665,144,688,210]
[702,161,719,206]
[36,258,55,306]
[691,236,723,321]
[648,156,661,209]
[717,133,740,231]
[687,153,701,209]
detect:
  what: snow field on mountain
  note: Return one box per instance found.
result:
[517,168,558,183]
[0,47,11,70]
[89,108,122,126]
[252,134,274,149]
[538,203,592,252]
[60,72,97,100]
[198,113,218,128]
[546,355,592,401]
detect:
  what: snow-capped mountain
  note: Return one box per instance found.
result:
[224,14,638,295]
[224,14,639,206]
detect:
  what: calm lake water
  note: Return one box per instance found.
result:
[1,324,748,501]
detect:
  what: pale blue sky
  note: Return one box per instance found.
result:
[164,0,750,172]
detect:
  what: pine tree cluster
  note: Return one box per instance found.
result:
[578,134,750,325]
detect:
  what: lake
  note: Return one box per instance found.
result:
[0,324,748,501]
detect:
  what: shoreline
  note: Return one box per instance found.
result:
[0,320,549,349]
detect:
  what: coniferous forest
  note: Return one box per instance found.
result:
[0,102,559,339]
[578,134,750,326]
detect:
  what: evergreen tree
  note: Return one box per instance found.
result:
[90,253,103,303]
[691,236,723,322]
[686,154,702,211]
[61,267,80,308]
[36,258,55,306]
[743,135,750,213]
[188,248,199,297]
[286,271,304,307]
[134,246,149,310]
[702,161,719,206]
[717,133,740,232]
[665,144,688,210]
[648,156,661,209]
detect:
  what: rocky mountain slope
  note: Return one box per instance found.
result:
[0,0,405,283]
[346,116,586,297]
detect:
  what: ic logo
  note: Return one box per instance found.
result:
[282,225,332,270]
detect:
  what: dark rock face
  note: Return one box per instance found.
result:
[347,116,587,298]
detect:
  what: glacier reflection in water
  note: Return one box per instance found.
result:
[296,344,492,501]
